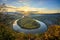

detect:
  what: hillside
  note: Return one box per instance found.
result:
[0,23,60,40]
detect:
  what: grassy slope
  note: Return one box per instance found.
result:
[17,17,40,29]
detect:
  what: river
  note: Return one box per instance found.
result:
[13,19,47,34]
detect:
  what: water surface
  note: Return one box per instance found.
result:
[13,19,47,34]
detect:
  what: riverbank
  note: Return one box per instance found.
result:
[13,17,47,34]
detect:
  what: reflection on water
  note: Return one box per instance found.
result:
[13,19,47,34]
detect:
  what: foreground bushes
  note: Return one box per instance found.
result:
[0,23,60,40]
[0,23,16,40]
[43,25,60,40]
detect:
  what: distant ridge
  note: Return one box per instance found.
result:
[30,13,60,15]
[41,13,60,15]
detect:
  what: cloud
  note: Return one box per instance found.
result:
[2,0,8,2]
[19,0,29,2]
[17,6,60,14]
[18,0,45,7]
[18,0,31,6]
[18,0,30,3]
[3,4,17,12]
[6,4,16,8]
[38,0,45,6]
[5,5,60,13]
[37,9,60,14]
[17,6,46,11]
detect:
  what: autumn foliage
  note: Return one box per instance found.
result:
[0,23,60,40]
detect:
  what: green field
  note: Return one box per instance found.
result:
[17,17,40,29]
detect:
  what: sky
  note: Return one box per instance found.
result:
[0,0,60,13]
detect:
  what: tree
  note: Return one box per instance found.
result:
[0,24,16,40]
[0,3,7,13]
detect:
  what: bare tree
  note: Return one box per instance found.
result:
[0,3,7,22]
[0,3,6,13]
